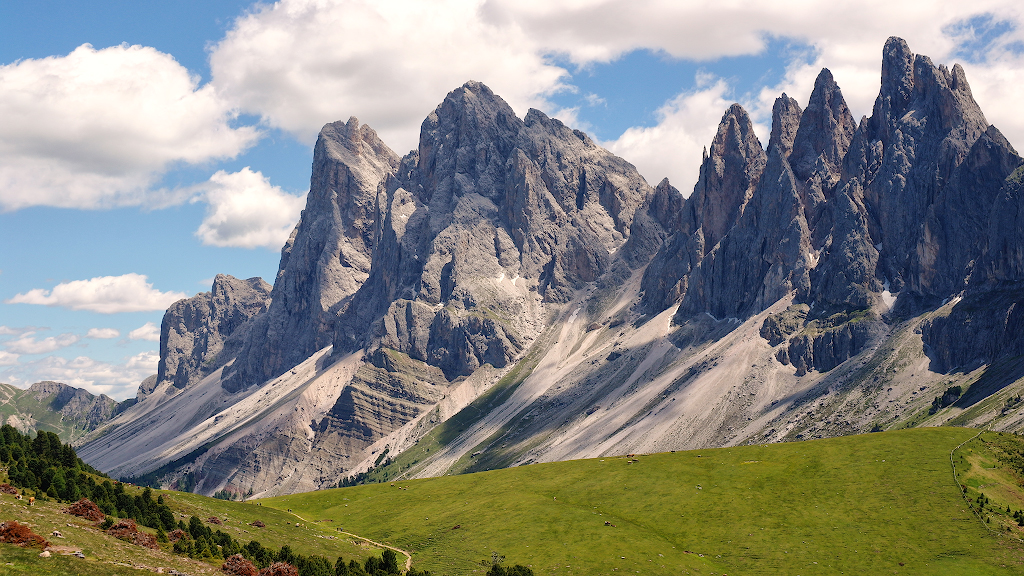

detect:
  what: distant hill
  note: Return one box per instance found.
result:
[0,381,133,442]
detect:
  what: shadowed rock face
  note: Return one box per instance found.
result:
[639,106,765,314]
[644,37,1021,373]
[689,104,766,253]
[158,274,271,391]
[223,119,400,392]
[852,37,996,298]
[334,81,658,379]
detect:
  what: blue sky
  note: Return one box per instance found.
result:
[2,0,1023,399]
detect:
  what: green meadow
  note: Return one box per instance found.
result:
[264,428,1024,575]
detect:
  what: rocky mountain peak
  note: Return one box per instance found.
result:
[333,81,657,378]
[157,274,271,391]
[768,93,802,158]
[879,36,916,117]
[690,103,765,252]
[790,68,856,184]
[222,119,400,393]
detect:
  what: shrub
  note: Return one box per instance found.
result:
[258,562,298,576]
[223,554,259,576]
[0,521,50,548]
[65,498,106,521]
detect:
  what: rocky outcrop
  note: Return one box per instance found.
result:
[851,37,997,299]
[689,104,766,251]
[773,310,881,374]
[639,106,765,314]
[334,82,659,379]
[157,274,271,390]
[223,119,400,392]
[921,285,1024,372]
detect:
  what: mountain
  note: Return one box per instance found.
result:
[0,381,126,442]
[78,37,1024,497]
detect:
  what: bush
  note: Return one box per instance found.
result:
[258,562,298,576]
[65,498,106,521]
[0,521,50,548]
[223,554,259,576]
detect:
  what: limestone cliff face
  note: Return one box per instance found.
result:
[223,119,400,392]
[645,37,1021,375]
[81,38,1024,497]
[334,82,659,379]
[639,106,765,313]
[157,274,271,391]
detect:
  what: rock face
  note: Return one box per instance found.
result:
[222,119,400,392]
[334,82,658,379]
[642,37,1022,374]
[79,38,1024,497]
[157,274,271,391]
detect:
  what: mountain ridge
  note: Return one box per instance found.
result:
[73,37,1024,497]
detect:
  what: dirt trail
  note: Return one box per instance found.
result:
[285,510,413,571]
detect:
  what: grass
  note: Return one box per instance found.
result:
[0,480,385,576]
[263,427,1023,575]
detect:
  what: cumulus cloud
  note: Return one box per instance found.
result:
[6,273,187,314]
[605,76,733,193]
[0,351,159,400]
[204,0,1024,190]
[0,351,19,366]
[128,322,161,342]
[0,43,259,211]
[3,332,80,355]
[209,0,567,152]
[86,328,121,339]
[194,167,306,249]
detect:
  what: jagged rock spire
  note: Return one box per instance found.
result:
[690,104,766,252]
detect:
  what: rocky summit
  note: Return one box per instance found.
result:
[77,38,1024,498]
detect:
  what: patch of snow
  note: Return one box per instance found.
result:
[705,312,719,322]
[874,243,883,251]
[511,274,519,286]
[880,279,898,311]
[568,306,582,323]
[496,272,505,282]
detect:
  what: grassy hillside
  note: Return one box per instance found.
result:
[0,481,388,575]
[264,428,1024,575]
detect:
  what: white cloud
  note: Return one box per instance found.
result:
[0,351,159,400]
[129,322,161,342]
[204,0,1024,193]
[0,351,19,366]
[194,167,306,249]
[605,77,733,193]
[6,273,187,314]
[209,0,568,152]
[0,326,36,336]
[0,43,259,211]
[86,328,121,339]
[3,332,80,355]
